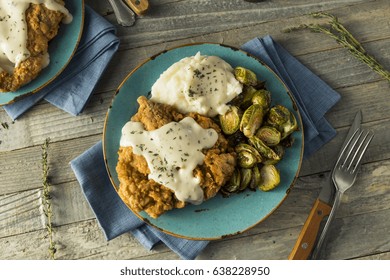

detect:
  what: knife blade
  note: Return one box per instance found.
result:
[288,110,362,260]
[108,0,136,27]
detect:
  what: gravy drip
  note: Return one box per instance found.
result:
[0,0,72,73]
[120,117,219,204]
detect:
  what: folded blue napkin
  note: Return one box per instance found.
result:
[3,6,119,120]
[70,35,340,260]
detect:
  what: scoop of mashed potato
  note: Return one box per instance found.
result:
[150,52,243,117]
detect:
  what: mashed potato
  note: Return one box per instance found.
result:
[150,52,243,117]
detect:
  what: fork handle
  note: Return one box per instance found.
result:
[288,198,332,260]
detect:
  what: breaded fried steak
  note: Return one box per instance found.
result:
[116,96,236,218]
[0,1,70,92]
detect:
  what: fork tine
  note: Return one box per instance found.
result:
[346,130,369,170]
[351,130,374,173]
[342,129,364,168]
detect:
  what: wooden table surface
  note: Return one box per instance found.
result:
[1,0,389,260]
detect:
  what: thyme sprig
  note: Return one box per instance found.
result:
[284,12,390,82]
[40,137,56,260]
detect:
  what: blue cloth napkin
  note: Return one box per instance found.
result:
[3,6,119,120]
[70,35,340,260]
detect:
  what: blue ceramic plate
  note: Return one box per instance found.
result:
[0,0,84,105]
[103,43,304,240]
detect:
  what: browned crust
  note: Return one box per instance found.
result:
[116,97,236,218]
[0,3,65,92]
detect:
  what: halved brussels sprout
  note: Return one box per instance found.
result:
[249,164,261,190]
[255,126,281,146]
[239,168,252,191]
[240,86,258,109]
[266,105,290,131]
[252,89,271,110]
[266,105,298,139]
[280,110,298,140]
[258,165,280,191]
[240,104,264,137]
[235,143,262,168]
[219,106,241,135]
[248,136,280,162]
[222,168,241,193]
[234,67,257,86]
[263,144,285,165]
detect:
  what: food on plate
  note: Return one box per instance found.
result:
[116,96,236,218]
[116,52,298,218]
[0,0,72,92]
[150,52,243,117]
[220,65,298,195]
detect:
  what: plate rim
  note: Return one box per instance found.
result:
[0,0,85,105]
[103,42,305,240]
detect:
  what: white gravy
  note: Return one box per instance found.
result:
[120,117,219,204]
[0,0,72,73]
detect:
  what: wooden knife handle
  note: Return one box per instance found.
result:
[126,0,149,15]
[288,198,332,260]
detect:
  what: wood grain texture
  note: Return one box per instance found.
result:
[0,0,389,260]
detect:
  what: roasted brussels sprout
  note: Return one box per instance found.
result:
[234,67,257,86]
[235,143,262,168]
[219,106,241,135]
[240,86,258,109]
[222,168,241,193]
[219,65,299,196]
[258,165,280,191]
[280,110,298,139]
[266,105,298,139]
[266,105,290,131]
[252,89,271,110]
[248,136,280,162]
[255,126,281,146]
[239,168,252,191]
[249,164,261,190]
[263,144,285,165]
[240,104,264,137]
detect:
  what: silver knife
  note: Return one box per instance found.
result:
[288,110,362,260]
[108,0,136,27]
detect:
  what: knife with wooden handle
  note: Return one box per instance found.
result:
[125,0,149,15]
[288,110,362,260]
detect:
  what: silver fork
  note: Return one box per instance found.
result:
[311,128,374,259]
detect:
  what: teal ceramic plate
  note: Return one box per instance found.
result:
[103,43,304,240]
[0,0,84,105]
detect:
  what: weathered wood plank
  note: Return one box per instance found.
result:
[94,0,370,50]
[354,251,390,260]
[1,206,388,260]
[0,134,101,194]
[0,159,388,259]
[0,189,43,238]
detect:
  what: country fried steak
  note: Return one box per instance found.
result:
[0,2,66,92]
[116,96,237,218]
